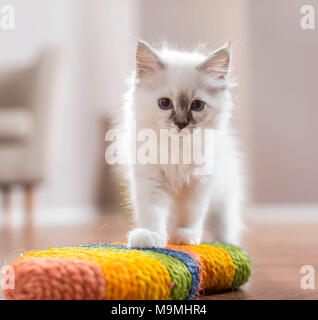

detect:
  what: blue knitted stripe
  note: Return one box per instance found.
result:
[78,243,200,299]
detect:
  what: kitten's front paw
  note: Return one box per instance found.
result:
[169,228,200,245]
[128,228,167,248]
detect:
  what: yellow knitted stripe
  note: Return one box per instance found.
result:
[170,244,236,291]
[20,247,172,300]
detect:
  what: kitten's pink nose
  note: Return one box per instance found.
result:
[175,122,187,130]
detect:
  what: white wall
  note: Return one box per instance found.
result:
[248,0,318,202]
[1,0,250,210]
[0,0,140,209]
[0,0,81,209]
[2,0,316,211]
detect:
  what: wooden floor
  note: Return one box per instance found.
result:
[1,212,318,300]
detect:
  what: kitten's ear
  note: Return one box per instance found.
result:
[136,40,165,79]
[197,42,231,78]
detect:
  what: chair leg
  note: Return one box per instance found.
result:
[2,185,11,215]
[24,184,35,226]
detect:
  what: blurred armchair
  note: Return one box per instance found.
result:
[0,49,61,222]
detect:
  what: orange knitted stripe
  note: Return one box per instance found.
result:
[167,244,236,290]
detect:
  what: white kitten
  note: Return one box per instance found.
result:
[120,40,244,248]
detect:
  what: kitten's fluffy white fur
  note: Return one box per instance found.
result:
[119,40,244,248]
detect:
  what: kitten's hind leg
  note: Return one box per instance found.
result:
[207,193,243,246]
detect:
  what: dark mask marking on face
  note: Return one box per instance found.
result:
[177,92,189,111]
[167,92,197,129]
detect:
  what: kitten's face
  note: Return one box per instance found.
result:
[133,41,232,133]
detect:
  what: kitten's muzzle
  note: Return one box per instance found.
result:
[175,121,188,130]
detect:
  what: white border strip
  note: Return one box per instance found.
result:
[245,204,318,224]
[1,204,318,228]
[0,206,100,228]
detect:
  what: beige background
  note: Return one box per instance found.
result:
[0,0,317,210]
[249,0,318,202]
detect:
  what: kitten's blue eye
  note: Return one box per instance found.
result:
[158,98,173,110]
[191,100,205,111]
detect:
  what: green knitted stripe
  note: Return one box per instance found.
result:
[140,251,192,300]
[206,242,251,289]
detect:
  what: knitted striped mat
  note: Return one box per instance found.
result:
[4,242,251,300]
